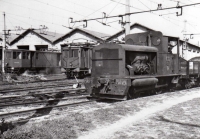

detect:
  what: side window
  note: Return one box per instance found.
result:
[17,52,21,59]
[69,50,72,58]
[6,52,11,59]
[63,50,68,58]
[27,52,30,59]
[36,53,39,59]
[22,52,26,59]
[69,49,78,57]
[73,49,78,57]
[13,52,17,59]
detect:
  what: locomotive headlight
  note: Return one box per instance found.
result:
[116,79,127,85]
[152,37,161,46]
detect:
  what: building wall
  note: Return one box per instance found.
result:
[10,32,53,51]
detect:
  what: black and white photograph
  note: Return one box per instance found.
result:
[0,0,200,138]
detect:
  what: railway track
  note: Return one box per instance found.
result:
[0,99,95,118]
[0,86,91,118]
[0,76,67,86]
[0,82,83,94]
[0,86,86,101]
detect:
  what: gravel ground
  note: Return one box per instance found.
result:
[1,88,200,139]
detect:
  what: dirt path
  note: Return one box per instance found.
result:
[78,90,200,139]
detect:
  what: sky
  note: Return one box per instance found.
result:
[0,0,200,44]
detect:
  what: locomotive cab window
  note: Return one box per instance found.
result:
[93,48,119,75]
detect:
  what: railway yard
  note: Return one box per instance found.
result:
[1,0,200,138]
[0,73,199,139]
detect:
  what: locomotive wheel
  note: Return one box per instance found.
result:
[127,87,140,99]
[185,82,192,89]
[66,72,72,79]
[155,89,162,95]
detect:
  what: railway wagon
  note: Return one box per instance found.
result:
[61,43,94,78]
[179,57,200,88]
[0,49,61,74]
[84,31,200,100]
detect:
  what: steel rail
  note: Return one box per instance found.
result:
[0,88,86,101]
[0,82,81,93]
[0,94,89,108]
[0,77,68,86]
[0,100,95,117]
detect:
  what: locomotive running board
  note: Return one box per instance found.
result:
[90,94,127,101]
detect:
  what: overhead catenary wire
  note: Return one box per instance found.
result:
[71,2,200,24]
[111,0,183,29]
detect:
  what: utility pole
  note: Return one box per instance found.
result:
[182,20,187,58]
[125,0,130,35]
[2,12,6,74]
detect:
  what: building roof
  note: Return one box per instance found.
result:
[53,27,110,44]
[106,22,180,41]
[34,30,63,42]
[8,29,63,45]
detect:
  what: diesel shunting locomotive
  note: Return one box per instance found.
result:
[84,31,200,100]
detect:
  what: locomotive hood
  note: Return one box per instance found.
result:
[119,44,158,52]
[94,43,158,53]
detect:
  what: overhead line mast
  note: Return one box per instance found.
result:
[2,12,6,74]
[125,0,130,35]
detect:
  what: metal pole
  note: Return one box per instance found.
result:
[2,12,5,74]
[125,0,130,35]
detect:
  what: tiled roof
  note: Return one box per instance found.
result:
[53,27,110,43]
[9,29,64,45]
[34,30,63,42]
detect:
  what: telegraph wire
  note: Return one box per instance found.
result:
[82,2,113,19]
[137,0,151,10]
[0,11,64,27]
[30,0,85,17]
[0,0,71,20]
[64,0,96,11]
[108,0,122,16]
